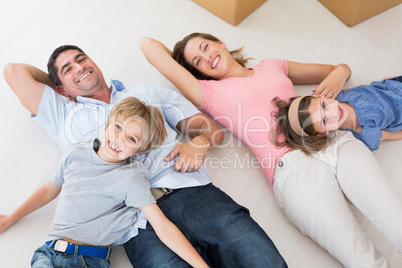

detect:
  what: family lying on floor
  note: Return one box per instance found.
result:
[1,32,401,268]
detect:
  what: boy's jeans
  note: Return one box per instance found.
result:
[31,243,110,268]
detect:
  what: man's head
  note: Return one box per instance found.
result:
[47,45,108,101]
[48,45,84,86]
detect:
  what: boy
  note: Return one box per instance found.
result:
[0,97,208,268]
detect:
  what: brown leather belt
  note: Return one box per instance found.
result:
[151,188,174,201]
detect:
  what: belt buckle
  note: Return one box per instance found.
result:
[54,240,68,252]
[162,188,173,195]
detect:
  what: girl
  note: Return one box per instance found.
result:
[140,33,402,267]
[274,77,402,153]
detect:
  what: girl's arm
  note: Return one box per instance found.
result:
[0,180,61,234]
[287,61,351,99]
[380,130,402,141]
[141,203,209,268]
[140,37,205,107]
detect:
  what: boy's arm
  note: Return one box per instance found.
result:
[3,63,56,116]
[380,130,402,141]
[165,113,224,173]
[141,204,209,268]
[0,180,61,234]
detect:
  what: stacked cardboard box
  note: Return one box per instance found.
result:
[192,0,267,26]
[318,0,401,27]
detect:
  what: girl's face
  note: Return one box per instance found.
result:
[307,97,349,136]
[98,117,143,163]
[183,37,233,80]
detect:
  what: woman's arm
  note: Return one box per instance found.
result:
[0,180,61,234]
[141,204,209,268]
[140,37,205,107]
[287,61,351,99]
[380,130,402,141]
[3,63,56,116]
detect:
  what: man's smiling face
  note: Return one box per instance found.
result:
[54,49,105,100]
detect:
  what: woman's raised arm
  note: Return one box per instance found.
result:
[140,37,205,107]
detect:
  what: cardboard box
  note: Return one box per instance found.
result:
[318,0,401,27]
[192,0,267,26]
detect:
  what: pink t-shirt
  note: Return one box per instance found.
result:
[199,59,297,186]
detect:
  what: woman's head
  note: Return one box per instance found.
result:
[172,32,250,80]
[272,96,339,155]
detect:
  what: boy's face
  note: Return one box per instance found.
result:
[307,97,348,136]
[98,117,143,163]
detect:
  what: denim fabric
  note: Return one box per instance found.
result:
[124,183,287,268]
[389,75,402,82]
[31,243,110,268]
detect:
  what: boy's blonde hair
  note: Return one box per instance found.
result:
[107,97,167,154]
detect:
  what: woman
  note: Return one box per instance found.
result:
[140,33,402,267]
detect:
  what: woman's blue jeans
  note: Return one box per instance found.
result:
[124,183,287,267]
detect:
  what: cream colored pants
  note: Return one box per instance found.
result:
[273,132,402,268]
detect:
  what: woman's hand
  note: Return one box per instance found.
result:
[288,61,351,99]
[312,64,351,99]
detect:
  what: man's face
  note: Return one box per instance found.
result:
[54,49,105,100]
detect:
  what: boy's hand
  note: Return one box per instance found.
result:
[0,215,12,234]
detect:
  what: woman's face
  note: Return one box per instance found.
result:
[307,97,349,136]
[183,36,233,80]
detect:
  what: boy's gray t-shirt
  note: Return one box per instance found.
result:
[46,139,156,246]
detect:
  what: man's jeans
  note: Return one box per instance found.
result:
[124,183,287,268]
[31,243,110,268]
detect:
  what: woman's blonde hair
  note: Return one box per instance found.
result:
[272,96,336,156]
[172,32,252,80]
[107,97,167,154]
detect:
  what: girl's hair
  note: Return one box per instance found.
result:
[172,32,252,80]
[272,96,336,156]
[107,97,167,154]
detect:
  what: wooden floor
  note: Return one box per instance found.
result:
[0,0,401,267]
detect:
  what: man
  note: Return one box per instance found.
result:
[4,45,287,267]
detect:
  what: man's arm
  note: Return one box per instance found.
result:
[165,113,224,173]
[3,63,56,116]
[0,180,61,234]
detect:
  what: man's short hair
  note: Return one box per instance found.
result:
[47,45,85,86]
